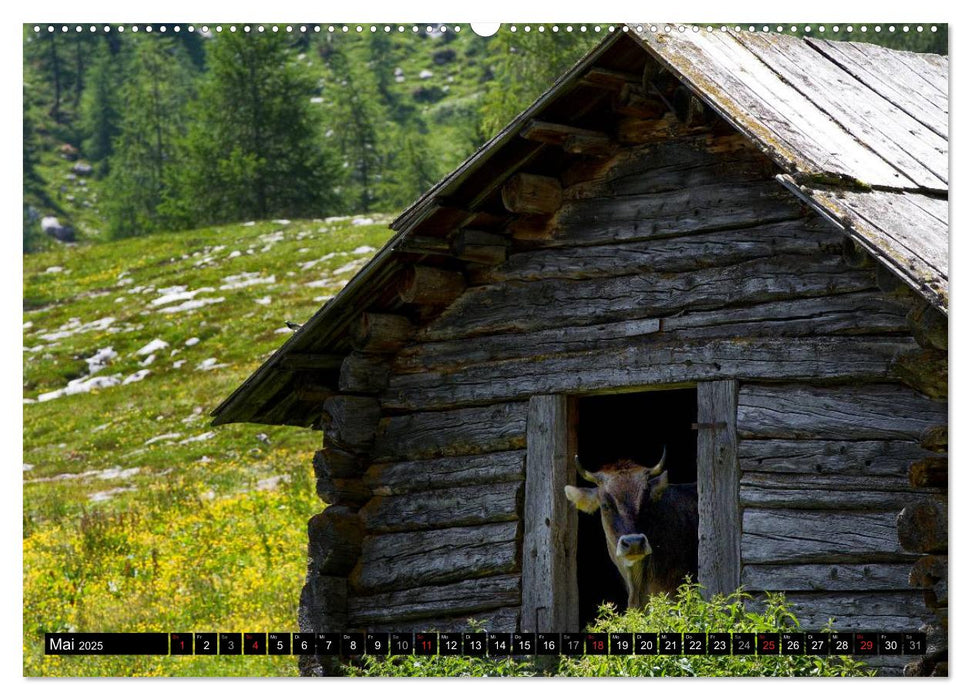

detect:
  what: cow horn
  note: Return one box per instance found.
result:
[648,446,667,476]
[574,455,601,483]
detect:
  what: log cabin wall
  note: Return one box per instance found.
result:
[310,129,950,677]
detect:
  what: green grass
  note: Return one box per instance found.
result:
[23,216,395,676]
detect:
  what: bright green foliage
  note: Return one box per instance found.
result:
[346,583,874,678]
[167,32,339,227]
[103,38,196,238]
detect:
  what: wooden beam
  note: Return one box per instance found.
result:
[321,395,381,454]
[316,472,370,509]
[909,456,947,488]
[339,352,391,394]
[307,506,362,576]
[279,353,345,371]
[351,313,414,355]
[451,229,508,265]
[580,66,641,90]
[697,380,740,597]
[522,395,579,633]
[907,302,947,351]
[501,173,563,215]
[892,348,947,400]
[395,235,452,256]
[920,425,948,453]
[364,451,525,496]
[397,265,467,306]
[506,214,553,241]
[612,83,667,118]
[520,119,610,145]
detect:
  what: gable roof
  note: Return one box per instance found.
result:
[212,26,948,428]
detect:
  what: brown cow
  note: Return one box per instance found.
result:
[565,448,698,609]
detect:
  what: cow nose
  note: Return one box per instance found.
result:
[617,534,650,557]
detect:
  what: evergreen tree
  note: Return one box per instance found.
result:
[80,42,122,170]
[168,31,338,226]
[103,37,196,238]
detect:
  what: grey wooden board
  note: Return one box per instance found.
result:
[780,591,934,632]
[364,450,525,495]
[372,402,528,462]
[741,509,911,563]
[738,439,931,476]
[741,32,946,189]
[385,337,914,411]
[741,562,917,592]
[352,521,520,593]
[639,29,920,188]
[347,574,521,625]
[522,395,579,634]
[804,186,947,311]
[737,383,947,440]
[360,480,523,533]
[807,38,947,139]
[365,606,521,634]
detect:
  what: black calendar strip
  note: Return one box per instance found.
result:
[45,631,926,656]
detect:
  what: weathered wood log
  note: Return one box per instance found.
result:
[739,471,942,510]
[337,351,390,394]
[909,456,947,488]
[501,173,562,215]
[313,446,366,480]
[892,348,947,400]
[364,451,525,496]
[737,384,948,441]
[347,574,521,626]
[773,591,933,633]
[742,562,916,591]
[552,180,806,246]
[742,509,911,564]
[907,302,947,351]
[364,606,521,634]
[920,425,948,453]
[422,254,876,341]
[316,472,370,509]
[563,132,616,157]
[897,499,947,554]
[372,402,528,462]
[520,119,610,146]
[617,113,682,144]
[395,235,452,256]
[451,229,508,265]
[360,480,522,533]
[351,313,414,354]
[909,555,947,607]
[697,380,740,596]
[841,237,874,269]
[298,573,347,631]
[321,395,381,454]
[522,395,579,634]
[307,506,363,576]
[397,265,466,306]
[739,439,930,476]
[613,83,667,118]
[506,214,553,241]
[384,337,916,412]
[581,66,641,90]
[279,353,345,371]
[350,521,520,593]
[475,219,843,284]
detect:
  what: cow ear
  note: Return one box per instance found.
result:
[564,485,600,513]
[649,471,669,502]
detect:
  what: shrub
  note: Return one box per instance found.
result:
[345,584,874,678]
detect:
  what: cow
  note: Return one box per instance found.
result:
[564,448,698,610]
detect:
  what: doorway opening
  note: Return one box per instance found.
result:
[574,388,698,628]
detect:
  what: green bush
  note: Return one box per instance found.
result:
[345,583,874,678]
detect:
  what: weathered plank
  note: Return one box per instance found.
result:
[307,506,363,576]
[738,439,930,476]
[697,380,740,596]
[522,395,579,634]
[350,521,520,593]
[372,402,528,462]
[742,563,916,592]
[740,473,940,510]
[385,337,915,412]
[364,451,525,496]
[741,509,911,564]
[780,591,934,633]
[551,180,805,247]
[360,480,522,533]
[422,255,875,340]
[737,384,947,440]
[347,574,521,626]
[475,219,842,284]
[365,606,521,634]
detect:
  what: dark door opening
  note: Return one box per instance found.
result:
[575,388,698,628]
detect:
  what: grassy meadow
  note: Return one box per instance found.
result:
[23,216,395,676]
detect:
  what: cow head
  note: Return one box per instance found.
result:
[564,449,668,607]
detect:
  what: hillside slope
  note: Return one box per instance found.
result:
[23,216,394,676]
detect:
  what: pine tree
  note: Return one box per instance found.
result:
[79,42,121,171]
[103,37,196,238]
[167,31,339,226]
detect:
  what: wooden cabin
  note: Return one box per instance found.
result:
[213,27,948,676]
